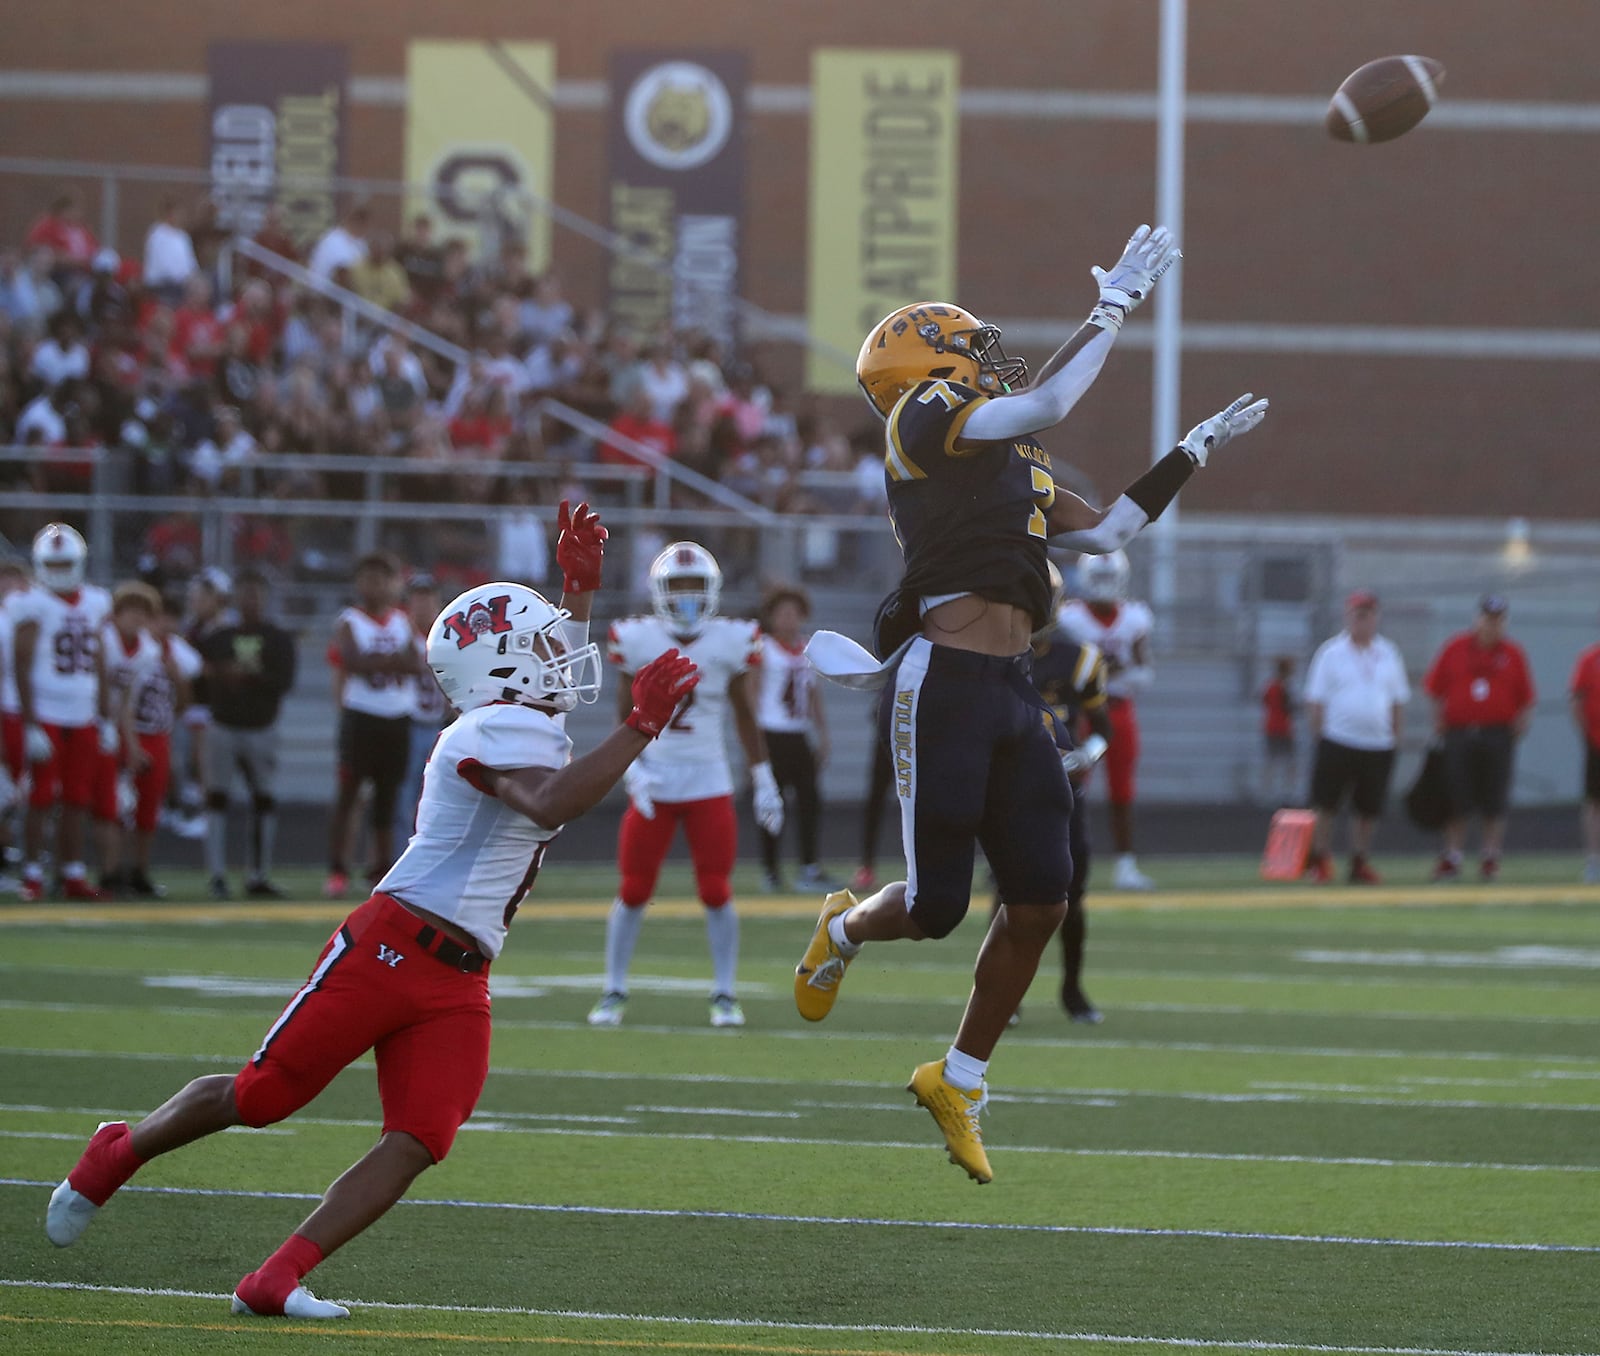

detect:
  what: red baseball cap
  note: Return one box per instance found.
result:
[1345,590,1379,610]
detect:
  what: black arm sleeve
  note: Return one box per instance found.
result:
[1123,448,1197,521]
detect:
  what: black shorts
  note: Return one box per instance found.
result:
[1584,744,1600,802]
[1442,725,1515,819]
[877,638,1073,939]
[1309,738,1396,819]
[338,709,412,820]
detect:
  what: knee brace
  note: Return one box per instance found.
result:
[206,790,229,812]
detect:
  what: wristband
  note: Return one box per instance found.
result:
[1087,302,1127,333]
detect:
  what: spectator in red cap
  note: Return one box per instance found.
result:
[1423,595,1535,882]
[1569,632,1600,884]
[1302,591,1411,884]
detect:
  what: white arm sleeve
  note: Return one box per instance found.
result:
[1049,494,1148,552]
[558,618,590,653]
[959,327,1115,443]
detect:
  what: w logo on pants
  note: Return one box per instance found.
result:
[376,945,405,968]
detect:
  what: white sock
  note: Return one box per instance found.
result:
[827,910,862,957]
[1117,853,1138,871]
[62,861,87,881]
[943,1046,987,1090]
[603,899,646,995]
[703,904,739,996]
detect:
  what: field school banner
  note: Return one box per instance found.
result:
[607,49,748,353]
[208,42,348,248]
[405,41,556,271]
[806,49,960,394]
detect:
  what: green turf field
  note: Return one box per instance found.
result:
[2,858,1598,1355]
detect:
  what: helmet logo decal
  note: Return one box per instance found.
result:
[440,594,513,650]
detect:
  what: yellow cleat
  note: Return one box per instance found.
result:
[793,889,858,1022]
[907,1059,992,1184]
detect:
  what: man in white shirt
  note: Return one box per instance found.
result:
[1303,591,1411,884]
[308,206,370,281]
[142,198,199,300]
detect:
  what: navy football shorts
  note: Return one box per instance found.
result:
[876,637,1073,938]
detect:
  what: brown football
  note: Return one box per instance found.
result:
[1326,55,1446,144]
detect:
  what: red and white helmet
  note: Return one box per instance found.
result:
[32,522,87,593]
[1077,550,1130,605]
[427,583,601,714]
[649,541,722,634]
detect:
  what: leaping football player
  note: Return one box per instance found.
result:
[796,225,1269,1182]
[590,542,784,1029]
[45,501,702,1321]
[1059,549,1157,890]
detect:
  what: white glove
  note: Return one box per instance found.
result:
[1089,224,1181,330]
[23,722,53,765]
[751,762,784,836]
[1179,392,1270,467]
[116,772,139,825]
[1061,733,1109,776]
[97,718,119,756]
[0,760,16,813]
[623,762,657,820]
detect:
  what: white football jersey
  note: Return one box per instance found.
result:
[337,605,414,719]
[406,628,448,725]
[0,603,17,715]
[102,623,162,741]
[1058,598,1153,700]
[6,583,111,727]
[377,703,569,959]
[607,614,761,803]
[755,634,815,735]
[129,634,202,737]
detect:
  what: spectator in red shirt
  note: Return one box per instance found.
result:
[26,192,99,280]
[603,386,676,467]
[1422,595,1536,881]
[170,277,225,379]
[1569,639,1600,884]
[1259,655,1298,805]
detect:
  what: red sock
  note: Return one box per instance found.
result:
[69,1122,144,1207]
[236,1233,326,1313]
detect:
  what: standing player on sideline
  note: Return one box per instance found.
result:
[0,556,31,891]
[1059,550,1156,890]
[797,225,1269,1182]
[8,524,116,901]
[172,569,231,839]
[45,501,702,1321]
[755,585,834,893]
[392,573,447,848]
[325,552,421,897]
[95,583,164,895]
[589,541,784,1029]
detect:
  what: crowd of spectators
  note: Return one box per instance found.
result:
[0,188,890,590]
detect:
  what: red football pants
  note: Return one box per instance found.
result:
[617,794,736,907]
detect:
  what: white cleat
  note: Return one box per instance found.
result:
[587,992,626,1027]
[1112,856,1155,892]
[45,1179,99,1247]
[232,1285,350,1320]
[709,994,745,1028]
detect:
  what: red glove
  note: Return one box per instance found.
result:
[625,649,700,738]
[556,499,608,594]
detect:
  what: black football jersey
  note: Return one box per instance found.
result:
[1031,628,1108,737]
[881,378,1058,635]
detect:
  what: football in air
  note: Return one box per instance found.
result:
[1325,55,1446,143]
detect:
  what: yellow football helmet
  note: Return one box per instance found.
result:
[856,302,1029,416]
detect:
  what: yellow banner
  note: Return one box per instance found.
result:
[405,41,555,270]
[806,49,959,393]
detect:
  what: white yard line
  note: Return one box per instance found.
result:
[0,1182,1593,1255]
[1,1279,1591,1356]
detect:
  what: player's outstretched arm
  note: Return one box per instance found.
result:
[961,225,1180,444]
[485,651,699,830]
[555,498,606,626]
[1048,392,1270,552]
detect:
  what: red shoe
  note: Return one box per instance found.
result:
[1431,855,1462,882]
[1480,856,1500,882]
[322,871,349,900]
[60,877,107,902]
[1348,857,1382,885]
[850,866,876,892]
[1304,853,1335,884]
[20,877,44,902]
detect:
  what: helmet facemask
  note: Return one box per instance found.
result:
[485,617,603,713]
[954,322,1029,396]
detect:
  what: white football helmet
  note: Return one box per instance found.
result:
[1078,550,1130,605]
[32,522,87,593]
[428,582,601,714]
[649,542,722,634]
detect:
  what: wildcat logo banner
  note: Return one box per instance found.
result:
[607,50,748,353]
[806,50,960,393]
[406,41,556,271]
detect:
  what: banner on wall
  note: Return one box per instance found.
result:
[406,41,556,270]
[208,42,348,247]
[806,49,960,393]
[607,49,747,352]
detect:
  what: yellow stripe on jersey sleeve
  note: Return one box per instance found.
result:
[884,388,928,483]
